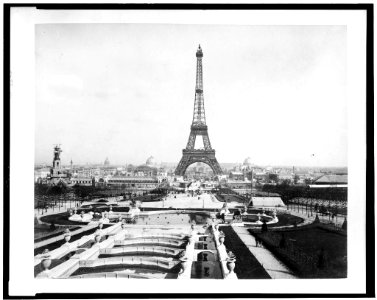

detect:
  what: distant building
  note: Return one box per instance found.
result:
[278,173,293,181]
[229,171,245,181]
[104,157,110,166]
[131,157,159,177]
[107,177,158,190]
[134,165,158,177]
[253,172,268,183]
[74,167,102,178]
[50,145,67,178]
[309,174,348,188]
[70,177,94,186]
[145,156,157,167]
[97,177,107,186]
[243,157,252,166]
[34,168,51,182]
[249,196,286,208]
[215,175,228,183]
[49,177,69,187]
[226,180,251,190]
[241,157,254,171]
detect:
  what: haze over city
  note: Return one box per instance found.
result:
[35,24,347,167]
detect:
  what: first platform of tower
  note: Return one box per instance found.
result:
[196,44,203,57]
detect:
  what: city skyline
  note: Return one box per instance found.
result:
[35,24,347,167]
[34,157,348,170]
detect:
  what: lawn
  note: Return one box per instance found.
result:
[249,224,347,278]
[238,210,304,228]
[215,194,246,204]
[266,213,304,228]
[134,194,163,202]
[39,212,87,226]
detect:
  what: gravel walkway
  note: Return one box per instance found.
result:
[140,193,240,209]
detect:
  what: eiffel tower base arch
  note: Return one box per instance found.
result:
[175,149,222,176]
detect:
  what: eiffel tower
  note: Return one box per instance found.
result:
[175,45,222,176]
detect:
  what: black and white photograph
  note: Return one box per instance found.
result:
[4,3,372,298]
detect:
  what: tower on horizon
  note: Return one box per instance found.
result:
[51,144,63,177]
[175,45,222,176]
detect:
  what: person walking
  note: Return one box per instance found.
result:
[279,233,286,249]
[261,220,268,233]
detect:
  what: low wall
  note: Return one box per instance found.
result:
[213,225,238,279]
[35,222,122,267]
[100,246,181,256]
[36,226,127,278]
[34,224,98,249]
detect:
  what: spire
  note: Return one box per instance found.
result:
[196,44,203,58]
[193,45,206,125]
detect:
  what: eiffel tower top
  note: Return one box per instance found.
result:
[192,44,206,126]
[196,44,203,58]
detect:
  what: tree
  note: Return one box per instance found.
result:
[304,178,312,185]
[342,218,347,230]
[268,173,278,183]
[73,186,94,198]
[280,179,292,186]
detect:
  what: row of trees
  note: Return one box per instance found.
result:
[35,183,130,199]
[261,184,347,202]
[34,183,68,195]
[265,173,312,185]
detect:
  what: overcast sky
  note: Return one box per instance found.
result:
[35,24,346,167]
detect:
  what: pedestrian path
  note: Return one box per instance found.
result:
[287,209,345,228]
[140,193,240,209]
[232,226,297,279]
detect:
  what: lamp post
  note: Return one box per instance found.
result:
[335,205,338,226]
[249,170,253,208]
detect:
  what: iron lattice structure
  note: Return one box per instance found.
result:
[175,45,222,176]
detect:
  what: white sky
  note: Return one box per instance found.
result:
[35,24,346,167]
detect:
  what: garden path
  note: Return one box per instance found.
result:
[232,226,298,279]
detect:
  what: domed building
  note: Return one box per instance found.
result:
[131,156,158,177]
[243,157,252,166]
[241,157,253,171]
[145,156,157,167]
[134,165,158,177]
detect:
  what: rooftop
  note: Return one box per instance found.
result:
[313,174,348,184]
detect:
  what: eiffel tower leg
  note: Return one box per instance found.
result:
[202,133,212,150]
[208,158,222,175]
[175,150,222,176]
[175,155,191,176]
[186,132,196,150]
[202,156,222,175]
